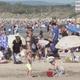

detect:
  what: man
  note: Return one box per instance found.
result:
[49,22,58,52]
[51,22,58,47]
[12,36,22,64]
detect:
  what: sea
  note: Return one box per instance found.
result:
[5,25,47,34]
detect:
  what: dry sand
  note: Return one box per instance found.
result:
[1,33,80,80]
[0,52,80,80]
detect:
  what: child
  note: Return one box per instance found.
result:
[49,59,65,77]
[26,51,32,77]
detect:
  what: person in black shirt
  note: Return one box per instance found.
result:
[62,27,70,37]
[12,36,22,64]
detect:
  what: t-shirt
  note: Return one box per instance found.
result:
[13,40,22,53]
[52,27,58,41]
[9,28,11,31]
[39,40,49,47]
[0,51,3,60]
[20,49,25,56]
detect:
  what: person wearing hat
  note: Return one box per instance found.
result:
[49,59,65,77]
[12,36,22,64]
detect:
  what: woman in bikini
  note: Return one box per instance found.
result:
[25,26,33,51]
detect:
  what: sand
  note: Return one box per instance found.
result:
[0,33,80,80]
[0,52,80,80]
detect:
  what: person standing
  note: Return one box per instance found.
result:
[25,26,33,51]
[51,22,58,47]
[12,36,22,64]
[8,28,11,34]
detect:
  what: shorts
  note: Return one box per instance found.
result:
[26,63,32,71]
[56,70,65,75]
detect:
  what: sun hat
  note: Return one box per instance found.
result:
[15,36,21,40]
[49,58,55,63]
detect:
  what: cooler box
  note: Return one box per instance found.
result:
[47,71,53,77]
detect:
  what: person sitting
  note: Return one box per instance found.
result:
[5,48,12,60]
[0,47,9,64]
[38,30,43,40]
[20,45,27,58]
[49,59,67,77]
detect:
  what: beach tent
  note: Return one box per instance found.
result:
[41,24,46,28]
[8,35,26,48]
[0,35,9,54]
[66,24,80,33]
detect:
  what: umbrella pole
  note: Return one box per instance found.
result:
[71,48,75,62]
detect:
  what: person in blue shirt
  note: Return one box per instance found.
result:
[52,22,58,47]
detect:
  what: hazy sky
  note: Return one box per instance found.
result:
[0,0,78,3]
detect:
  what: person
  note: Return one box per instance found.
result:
[47,22,49,32]
[5,48,12,60]
[26,51,32,77]
[25,26,33,51]
[49,59,65,77]
[3,25,6,34]
[20,45,27,58]
[31,36,50,59]
[0,47,9,63]
[12,36,22,64]
[8,28,11,34]
[51,22,58,47]
[49,22,58,56]
[38,30,43,40]
[61,26,70,37]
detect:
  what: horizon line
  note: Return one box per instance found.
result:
[0,0,75,4]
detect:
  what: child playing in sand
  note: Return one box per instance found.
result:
[26,51,32,77]
[49,59,65,77]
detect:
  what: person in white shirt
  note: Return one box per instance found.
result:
[8,28,11,34]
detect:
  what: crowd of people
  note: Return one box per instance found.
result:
[0,18,80,77]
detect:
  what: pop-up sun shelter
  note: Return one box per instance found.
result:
[66,24,80,33]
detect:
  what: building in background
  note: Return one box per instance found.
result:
[75,1,80,12]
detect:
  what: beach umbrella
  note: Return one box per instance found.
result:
[55,35,80,50]
[55,35,80,61]
[8,35,26,48]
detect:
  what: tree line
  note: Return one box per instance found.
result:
[0,1,74,14]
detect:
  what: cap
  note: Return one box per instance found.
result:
[49,58,55,63]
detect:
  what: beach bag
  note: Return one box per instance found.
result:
[50,45,55,51]
[31,43,36,49]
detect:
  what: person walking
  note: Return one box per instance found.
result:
[51,22,58,47]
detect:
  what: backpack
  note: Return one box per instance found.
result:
[31,43,36,49]
[31,36,38,50]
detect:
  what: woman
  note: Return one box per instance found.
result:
[25,26,33,51]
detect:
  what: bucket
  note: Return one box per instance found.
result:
[47,71,53,77]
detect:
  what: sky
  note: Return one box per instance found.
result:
[0,0,78,3]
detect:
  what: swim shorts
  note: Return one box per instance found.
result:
[26,63,32,71]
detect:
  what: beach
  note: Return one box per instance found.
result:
[0,52,80,80]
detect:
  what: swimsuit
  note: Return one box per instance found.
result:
[56,70,65,75]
